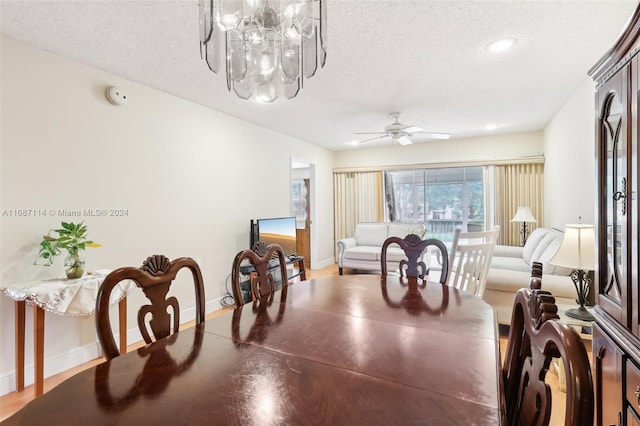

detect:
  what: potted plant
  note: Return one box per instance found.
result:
[35,221,101,279]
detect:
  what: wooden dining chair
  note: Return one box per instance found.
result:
[231,241,289,307]
[446,226,499,297]
[95,254,206,360]
[502,284,593,425]
[380,233,449,283]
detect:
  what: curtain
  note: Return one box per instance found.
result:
[494,163,544,246]
[483,166,495,231]
[333,171,383,245]
[384,172,396,222]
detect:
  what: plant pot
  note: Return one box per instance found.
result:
[64,252,85,279]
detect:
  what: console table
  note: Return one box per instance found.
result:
[0,271,134,397]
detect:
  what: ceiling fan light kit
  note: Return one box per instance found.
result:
[198,0,327,102]
[354,112,451,147]
[397,135,412,146]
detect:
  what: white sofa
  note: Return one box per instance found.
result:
[482,227,578,325]
[336,222,427,275]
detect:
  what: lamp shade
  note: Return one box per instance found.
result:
[548,224,595,270]
[510,206,537,223]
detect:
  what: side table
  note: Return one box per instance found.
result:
[553,304,594,392]
[558,307,594,341]
[0,271,134,397]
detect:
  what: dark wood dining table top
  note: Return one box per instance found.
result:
[3,274,505,425]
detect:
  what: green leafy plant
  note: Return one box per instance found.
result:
[35,221,101,266]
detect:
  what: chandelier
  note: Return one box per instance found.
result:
[199,0,327,102]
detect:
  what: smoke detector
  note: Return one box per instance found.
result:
[106,86,128,106]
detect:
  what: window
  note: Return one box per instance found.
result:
[291,179,308,229]
[384,166,484,240]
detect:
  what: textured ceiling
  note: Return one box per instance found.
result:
[1,0,638,151]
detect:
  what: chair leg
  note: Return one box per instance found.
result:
[339,267,343,275]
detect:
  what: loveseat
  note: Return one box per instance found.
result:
[336,222,427,275]
[482,227,578,325]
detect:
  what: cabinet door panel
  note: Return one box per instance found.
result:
[596,68,630,325]
[627,358,640,418]
[594,325,622,426]
[632,55,640,338]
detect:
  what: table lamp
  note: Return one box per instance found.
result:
[548,223,595,321]
[511,206,537,246]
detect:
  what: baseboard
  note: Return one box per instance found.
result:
[0,340,102,397]
[0,296,227,396]
[312,257,336,270]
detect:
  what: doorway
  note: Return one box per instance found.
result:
[291,159,312,267]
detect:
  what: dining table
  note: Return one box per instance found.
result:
[2,273,506,425]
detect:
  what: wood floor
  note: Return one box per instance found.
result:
[0,264,582,424]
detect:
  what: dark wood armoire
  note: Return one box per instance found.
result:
[589,4,640,425]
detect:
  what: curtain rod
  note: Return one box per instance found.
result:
[332,155,544,173]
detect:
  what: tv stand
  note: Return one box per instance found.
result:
[284,255,306,280]
[238,256,306,303]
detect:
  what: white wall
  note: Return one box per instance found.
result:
[543,77,596,229]
[0,36,335,395]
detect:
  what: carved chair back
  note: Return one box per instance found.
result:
[380,234,449,283]
[231,241,288,307]
[95,255,206,360]
[503,283,594,425]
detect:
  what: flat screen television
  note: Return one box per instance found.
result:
[250,217,297,257]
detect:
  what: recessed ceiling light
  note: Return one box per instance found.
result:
[485,38,517,53]
[485,124,498,130]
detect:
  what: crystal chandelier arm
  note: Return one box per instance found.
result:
[284,78,302,100]
[199,0,214,44]
[302,31,319,80]
[225,31,232,91]
[319,0,327,67]
[281,33,301,83]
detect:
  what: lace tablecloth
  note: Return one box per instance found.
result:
[0,270,135,316]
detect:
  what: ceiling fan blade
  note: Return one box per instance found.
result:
[403,126,425,133]
[353,131,388,135]
[409,131,451,140]
[355,135,389,144]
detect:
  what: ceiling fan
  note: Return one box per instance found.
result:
[353,112,450,146]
